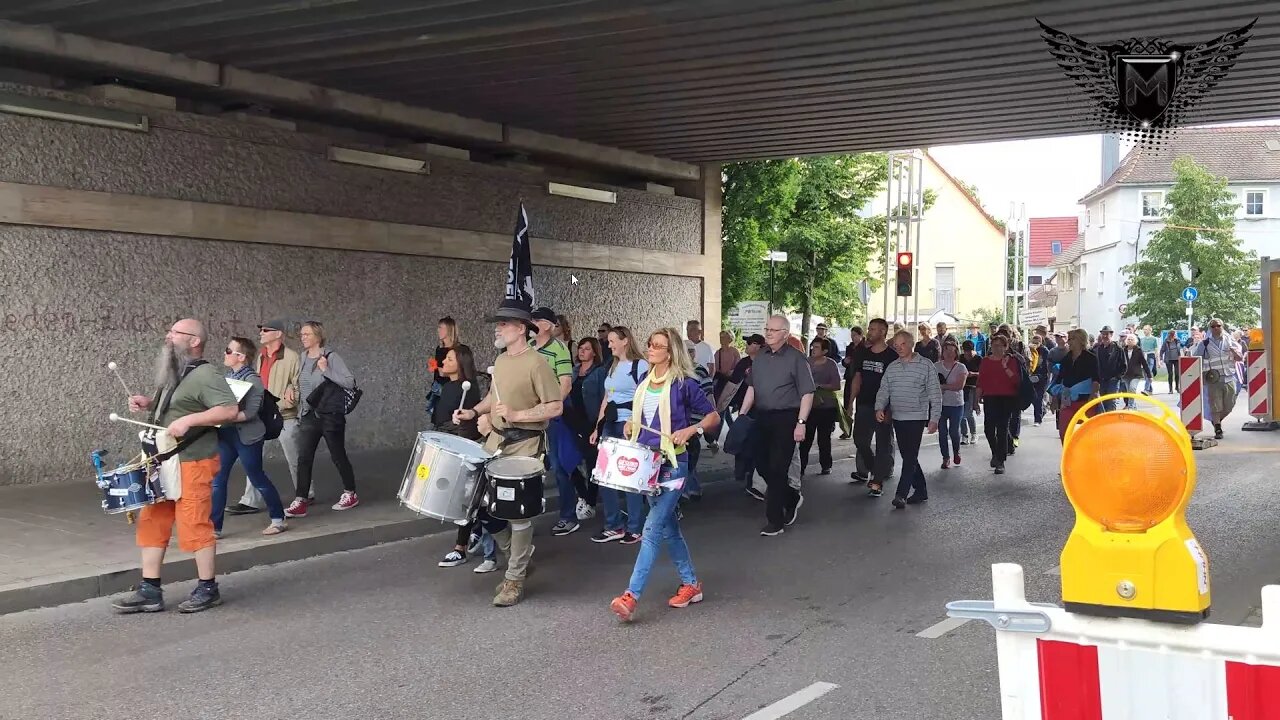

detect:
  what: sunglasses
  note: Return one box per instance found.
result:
[647,342,670,351]
[225,347,244,356]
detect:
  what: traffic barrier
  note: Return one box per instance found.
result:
[1179,356,1203,434]
[1246,349,1269,420]
[948,564,1280,720]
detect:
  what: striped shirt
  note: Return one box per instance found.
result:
[874,353,942,423]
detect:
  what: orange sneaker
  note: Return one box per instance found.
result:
[668,582,704,608]
[610,591,638,621]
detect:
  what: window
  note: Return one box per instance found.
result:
[1100,201,1106,227]
[1080,263,1087,289]
[1098,270,1105,294]
[1029,274,1044,286]
[1141,191,1164,217]
[1244,189,1267,216]
[1051,241,1062,255]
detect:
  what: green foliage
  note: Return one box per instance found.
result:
[1122,156,1259,330]
[721,154,891,334]
[966,306,1005,327]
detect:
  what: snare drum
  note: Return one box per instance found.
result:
[482,455,545,521]
[97,459,164,514]
[398,432,492,523]
[592,436,662,495]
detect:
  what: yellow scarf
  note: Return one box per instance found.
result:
[1029,349,1040,373]
[628,368,679,468]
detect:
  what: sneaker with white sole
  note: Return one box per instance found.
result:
[592,528,625,543]
[438,550,467,568]
[473,558,499,574]
[575,499,596,521]
[284,498,308,518]
[332,491,359,511]
[551,520,580,536]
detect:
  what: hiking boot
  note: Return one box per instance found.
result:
[493,579,524,607]
[668,582,704,608]
[111,582,164,614]
[177,582,222,614]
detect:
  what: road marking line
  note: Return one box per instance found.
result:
[1044,565,1061,576]
[916,616,972,639]
[740,682,839,720]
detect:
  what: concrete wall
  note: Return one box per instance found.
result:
[0,84,715,486]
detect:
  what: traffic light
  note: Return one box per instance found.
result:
[895,251,913,297]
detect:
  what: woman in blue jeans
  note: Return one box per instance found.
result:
[610,328,719,622]
[211,336,288,537]
[589,326,649,544]
[934,341,969,468]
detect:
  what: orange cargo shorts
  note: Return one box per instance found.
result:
[136,456,219,553]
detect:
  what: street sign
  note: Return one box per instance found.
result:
[1118,303,1129,315]
[1181,286,1199,302]
[726,301,769,336]
[1019,307,1048,325]
[1186,306,1195,316]
[763,251,788,262]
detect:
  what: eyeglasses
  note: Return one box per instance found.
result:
[1210,324,1222,329]
[764,327,786,333]
[224,348,244,356]
[259,328,278,334]
[168,329,198,338]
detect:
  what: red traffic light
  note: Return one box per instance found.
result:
[897,252,913,267]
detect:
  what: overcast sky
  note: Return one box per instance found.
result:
[928,118,1280,221]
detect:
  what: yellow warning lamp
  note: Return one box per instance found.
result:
[1248,327,1264,351]
[1059,392,1210,624]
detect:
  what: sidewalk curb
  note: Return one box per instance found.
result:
[0,495,569,615]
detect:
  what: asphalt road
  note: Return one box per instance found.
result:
[4,404,1277,720]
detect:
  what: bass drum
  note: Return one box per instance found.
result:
[482,455,545,521]
[398,432,492,523]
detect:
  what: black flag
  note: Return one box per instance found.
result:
[505,203,536,308]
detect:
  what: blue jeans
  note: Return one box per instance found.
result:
[1099,379,1121,412]
[627,459,696,599]
[1120,379,1140,409]
[599,421,646,534]
[938,405,963,458]
[961,387,978,438]
[211,427,285,531]
[683,435,702,497]
[548,419,577,523]
[1144,353,1156,392]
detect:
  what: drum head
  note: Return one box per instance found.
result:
[421,431,491,462]
[486,454,544,478]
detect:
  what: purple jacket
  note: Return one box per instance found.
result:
[633,374,716,449]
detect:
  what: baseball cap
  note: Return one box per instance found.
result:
[531,306,557,324]
[745,334,765,346]
[258,318,288,332]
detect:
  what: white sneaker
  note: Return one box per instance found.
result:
[473,559,499,574]
[575,499,596,520]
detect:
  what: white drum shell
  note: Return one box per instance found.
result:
[398,432,492,522]
[591,436,662,495]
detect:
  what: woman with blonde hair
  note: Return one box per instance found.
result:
[287,321,359,516]
[589,325,650,543]
[610,328,719,622]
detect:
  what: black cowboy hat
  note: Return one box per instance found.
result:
[486,299,534,325]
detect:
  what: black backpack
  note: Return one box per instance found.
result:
[258,389,284,440]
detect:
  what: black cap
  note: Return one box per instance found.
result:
[531,306,557,323]
[1100,325,1114,333]
[745,334,765,346]
[258,318,288,332]
[486,299,534,325]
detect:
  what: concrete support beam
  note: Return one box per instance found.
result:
[0,20,697,182]
[86,84,176,111]
[693,163,723,338]
[504,126,699,182]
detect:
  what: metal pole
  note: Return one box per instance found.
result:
[912,152,922,326]
[1188,301,1193,331]
[883,154,893,322]
[905,152,915,326]
[769,259,776,317]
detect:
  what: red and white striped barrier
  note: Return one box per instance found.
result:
[1246,349,1270,420]
[1179,356,1203,434]
[948,564,1280,720]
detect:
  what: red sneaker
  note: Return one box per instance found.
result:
[610,591,638,621]
[668,582,704,608]
[332,491,359,511]
[953,454,962,466]
[284,499,308,518]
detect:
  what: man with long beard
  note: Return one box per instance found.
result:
[111,318,240,614]
[455,300,563,606]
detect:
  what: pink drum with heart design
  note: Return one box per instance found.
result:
[592,436,662,495]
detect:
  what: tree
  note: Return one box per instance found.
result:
[1123,156,1259,331]
[722,155,889,337]
[957,179,1007,232]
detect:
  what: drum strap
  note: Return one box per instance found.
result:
[144,360,213,462]
[498,428,545,456]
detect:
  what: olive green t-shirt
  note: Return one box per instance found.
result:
[160,363,239,461]
[483,346,562,455]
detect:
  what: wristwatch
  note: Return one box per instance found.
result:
[695,426,705,436]
[796,419,807,425]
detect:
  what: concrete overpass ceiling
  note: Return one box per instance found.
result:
[2,0,1280,162]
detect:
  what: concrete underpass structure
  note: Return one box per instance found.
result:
[2,1,1280,487]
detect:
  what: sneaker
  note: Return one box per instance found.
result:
[1013,438,1021,448]
[953,454,961,466]
[905,494,928,505]
[332,491,359,511]
[849,472,868,485]
[990,458,998,468]
[668,582,704,608]
[177,582,222,613]
[784,494,804,526]
[111,583,164,614]
[473,558,499,574]
[575,499,596,521]
[867,484,883,498]
[994,465,1006,475]
[283,498,308,518]
[620,532,642,545]
[760,524,784,537]
[610,591,638,621]
[213,530,223,540]
[592,529,625,543]
[1214,424,1224,440]
[466,532,483,555]
[225,503,260,516]
[891,496,906,510]
[493,579,524,607]
[1033,422,1042,427]
[941,459,950,469]
[438,550,467,568]
[746,487,767,501]
[551,520,580,536]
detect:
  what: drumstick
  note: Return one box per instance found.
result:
[106,361,134,398]
[486,366,500,404]
[107,413,168,433]
[458,381,472,415]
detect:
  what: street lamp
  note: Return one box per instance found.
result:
[763,250,789,316]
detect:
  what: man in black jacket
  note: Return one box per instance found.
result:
[1092,326,1125,412]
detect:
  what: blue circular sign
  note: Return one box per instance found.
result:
[1181,286,1199,302]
